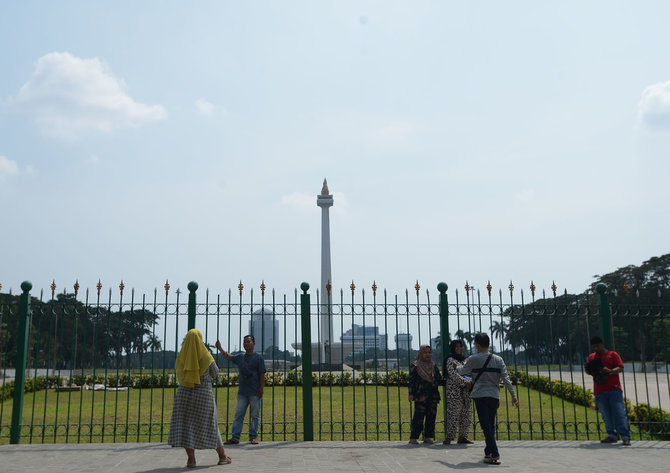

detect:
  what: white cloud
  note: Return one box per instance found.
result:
[515,189,534,203]
[370,122,415,145]
[639,80,670,129]
[12,51,167,138]
[0,155,20,178]
[280,192,318,212]
[195,98,215,116]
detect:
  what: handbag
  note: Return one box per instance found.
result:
[469,354,493,392]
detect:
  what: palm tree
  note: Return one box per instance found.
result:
[490,321,508,354]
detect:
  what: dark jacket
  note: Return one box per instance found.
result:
[409,364,442,404]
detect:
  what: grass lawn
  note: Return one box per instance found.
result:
[0,384,629,444]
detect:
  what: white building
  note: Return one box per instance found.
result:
[395,333,413,352]
[249,307,279,354]
[341,324,387,352]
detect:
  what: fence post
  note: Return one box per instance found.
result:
[187,281,198,331]
[595,283,612,348]
[299,282,313,441]
[437,282,449,436]
[10,281,32,444]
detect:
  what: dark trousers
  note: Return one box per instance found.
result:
[474,397,500,458]
[410,401,438,439]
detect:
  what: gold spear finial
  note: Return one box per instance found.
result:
[260,280,266,296]
[326,280,332,296]
[486,281,492,297]
[238,280,244,296]
[372,280,377,296]
[74,279,80,297]
[530,281,536,297]
[119,280,125,296]
[350,280,356,295]
[508,281,514,295]
[551,281,557,297]
[96,279,102,296]
[51,280,56,299]
[164,280,170,296]
[415,280,420,296]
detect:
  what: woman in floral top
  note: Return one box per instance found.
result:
[442,339,473,445]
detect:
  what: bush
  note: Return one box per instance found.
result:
[509,370,594,407]
[629,403,670,439]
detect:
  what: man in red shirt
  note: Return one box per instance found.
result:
[586,336,630,445]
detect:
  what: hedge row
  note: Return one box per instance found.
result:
[0,370,411,401]
[509,370,594,407]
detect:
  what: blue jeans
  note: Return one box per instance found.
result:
[231,394,261,440]
[474,397,500,458]
[595,389,629,440]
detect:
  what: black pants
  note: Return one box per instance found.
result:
[410,401,439,439]
[474,397,500,458]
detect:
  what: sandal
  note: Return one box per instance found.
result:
[250,438,259,445]
[483,456,501,465]
[223,438,240,445]
[218,456,232,465]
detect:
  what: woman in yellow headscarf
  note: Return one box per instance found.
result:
[169,329,231,468]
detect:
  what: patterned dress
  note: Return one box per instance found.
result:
[443,357,472,441]
[169,362,223,449]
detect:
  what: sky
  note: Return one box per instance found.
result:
[1,1,670,305]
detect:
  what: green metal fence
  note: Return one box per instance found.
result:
[0,279,668,444]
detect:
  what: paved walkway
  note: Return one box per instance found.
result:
[1,440,668,472]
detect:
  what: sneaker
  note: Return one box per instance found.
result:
[600,436,617,444]
[250,438,259,445]
[408,438,419,444]
[223,437,240,445]
[483,456,501,465]
[622,438,631,446]
[423,438,434,444]
[458,437,474,444]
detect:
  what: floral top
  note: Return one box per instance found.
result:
[444,357,470,401]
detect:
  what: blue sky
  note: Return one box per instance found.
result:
[1,1,669,301]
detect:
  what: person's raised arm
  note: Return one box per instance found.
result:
[215,340,232,361]
[457,356,473,376]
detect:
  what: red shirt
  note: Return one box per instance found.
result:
[587,350,624,394]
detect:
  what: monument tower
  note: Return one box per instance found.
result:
[317,178,334,364]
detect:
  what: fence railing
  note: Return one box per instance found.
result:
[1,279,668,444]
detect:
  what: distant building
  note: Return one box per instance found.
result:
[249,307,279,354]
[341,324,387,352]
[395,333,413,352]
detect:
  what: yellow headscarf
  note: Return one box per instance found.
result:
[175,329,215,388]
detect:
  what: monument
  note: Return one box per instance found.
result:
[317,178,334,364]
[292,179,360,370]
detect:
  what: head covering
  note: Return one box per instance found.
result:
[175,329,214,388]
[448,339,466,362]
[412,344,435,383]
